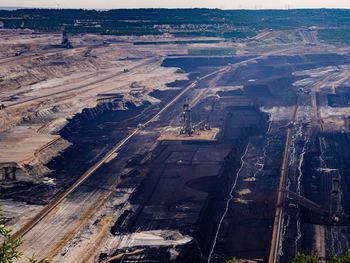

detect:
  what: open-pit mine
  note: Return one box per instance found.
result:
[2,8,350,263]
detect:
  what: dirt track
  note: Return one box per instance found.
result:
[3,29,350,262]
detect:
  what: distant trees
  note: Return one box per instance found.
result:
[2,8,350,44]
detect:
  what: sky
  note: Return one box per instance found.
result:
[2,0,350,9]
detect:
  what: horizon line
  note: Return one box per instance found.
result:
[1,6,350,11]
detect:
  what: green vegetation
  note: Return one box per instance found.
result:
[171,30,256,39]
[226,251,350,263]
[318,28,350,45]
[1,8,350,41]
[292,250,350,263]
[330,250,350,263]
[222,31,256,39]
[0,210,49,263]
[134,40,221,45]
[171,31,219,37]
[0,213,22,263]
[292,252,319,263]
[188,48,236,56]
[28,255,50,263]
[256,30,302,45]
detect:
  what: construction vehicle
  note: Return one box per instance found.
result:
[180,102,193,135]
[61,29,73,49]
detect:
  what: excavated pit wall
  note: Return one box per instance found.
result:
[4,53,350,261]
[0,90,179,203]
[102,56,279,262]
[103,104,269,263]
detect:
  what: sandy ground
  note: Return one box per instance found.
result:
[3,28,350,262]
[0,30,194,182]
